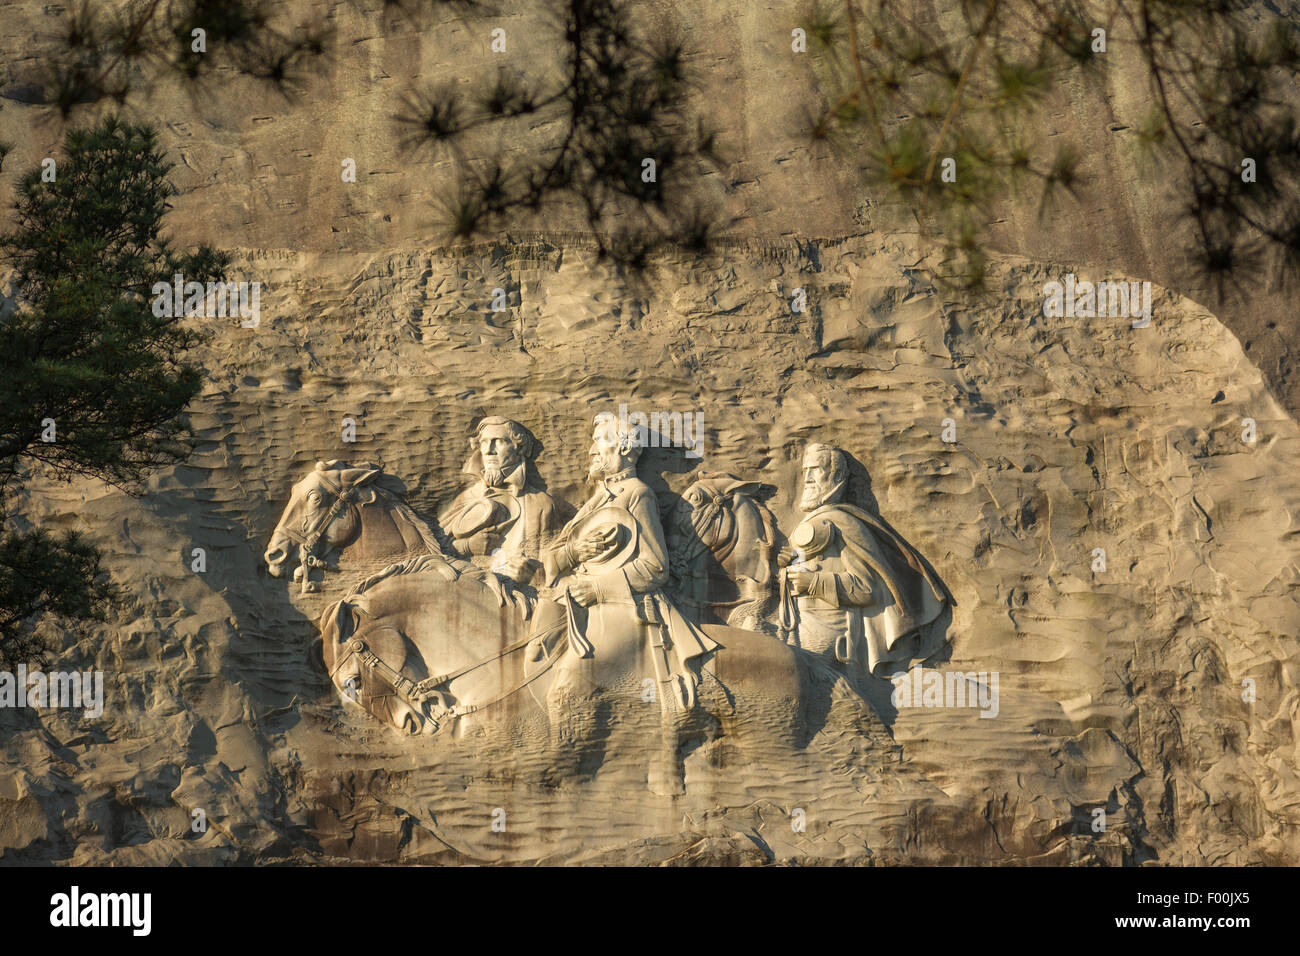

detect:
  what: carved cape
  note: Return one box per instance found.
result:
[796,502,950,673]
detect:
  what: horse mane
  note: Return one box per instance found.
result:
[320,460,449,558]
[750,497,779,587]
[388,498,456,558]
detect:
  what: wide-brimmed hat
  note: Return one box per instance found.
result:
[567,505,640,572]
[448,493,522,538]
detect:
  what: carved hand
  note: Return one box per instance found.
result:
[472,530,504,555]
[497,554,537,582]
[786,569,817,596]
[479,568,510,606]
[475,568,533,619]
[573,525,619,563]
[568,577,599,606]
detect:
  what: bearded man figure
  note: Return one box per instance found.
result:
[781,443,950,676]
[342,416,559,617]
[526,413,718,794]
[439,416,562,587]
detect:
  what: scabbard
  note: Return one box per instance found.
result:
[563,590,595,658]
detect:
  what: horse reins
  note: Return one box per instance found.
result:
[333,618,568,734]
[279,471,360,584]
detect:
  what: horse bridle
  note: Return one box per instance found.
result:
[330,618,567,734]
[279,471,360,591]
[669,493,724,572]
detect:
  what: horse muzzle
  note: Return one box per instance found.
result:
[264,544,289,577]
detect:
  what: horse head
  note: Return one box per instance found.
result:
[264,460,431,593]
[667,472,781,631]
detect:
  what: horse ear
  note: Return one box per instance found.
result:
[348,467,382,487]
[315,460,327,472]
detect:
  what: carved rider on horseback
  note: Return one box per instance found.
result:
[439,416,562,586]
[528,414,718,713]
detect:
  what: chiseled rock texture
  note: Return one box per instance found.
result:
[2,234,1298,865]
[1,0,1298,417]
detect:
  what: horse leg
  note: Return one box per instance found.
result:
[543,656,608,784]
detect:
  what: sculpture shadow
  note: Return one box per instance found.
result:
[638,432,706,507]
[843,454,881,515]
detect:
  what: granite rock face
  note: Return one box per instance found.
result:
[1,0,1298,417]
[2,235,1298,864]
[2,0,1299,866]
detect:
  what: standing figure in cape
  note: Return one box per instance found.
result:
[781,442,951,676]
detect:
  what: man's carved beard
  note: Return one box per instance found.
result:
[587,455,606,482]
[799,481,833,512]
[483,463,504,487]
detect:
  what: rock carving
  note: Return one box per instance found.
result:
[269,417,953,794]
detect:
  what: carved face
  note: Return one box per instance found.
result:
[588,421,628,480]
[479,423,523,486]
[799,449,842,512]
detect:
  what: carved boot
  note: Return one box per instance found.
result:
[543,673,604,787]
[647,696,687,796]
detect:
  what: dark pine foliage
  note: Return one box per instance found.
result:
[0,116,227,659]
[394,0,727,265]
[38,0,725,265]
[801,0,1300,296]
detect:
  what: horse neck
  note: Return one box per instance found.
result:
[386,499,446,555]
[733,499,778,584]
[706,497,776,583]
[351,495,423,561]
[670,503,717,571]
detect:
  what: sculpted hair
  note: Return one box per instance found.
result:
[804,442,847,483]
[593,413,645,461]
[474,416,541,461]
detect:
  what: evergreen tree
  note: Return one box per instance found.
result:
[36,0,723,268]
[0,115,228,660]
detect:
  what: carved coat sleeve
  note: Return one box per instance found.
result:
[437,486,476,537]
[807,522,878,609]
[535,495,560,553]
